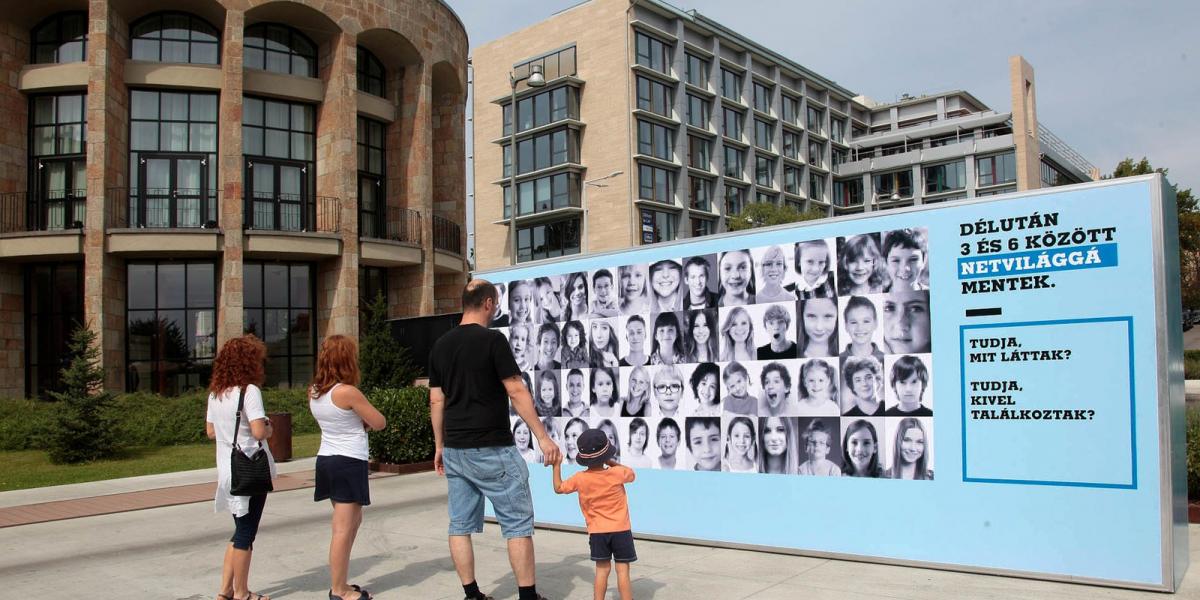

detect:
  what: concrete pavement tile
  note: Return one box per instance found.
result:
[673,546,828,584]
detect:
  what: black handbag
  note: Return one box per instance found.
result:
[230,386,274,496]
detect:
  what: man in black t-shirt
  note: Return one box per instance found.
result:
[430,279,561,600]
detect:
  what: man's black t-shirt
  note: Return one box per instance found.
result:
[429,324,521,448]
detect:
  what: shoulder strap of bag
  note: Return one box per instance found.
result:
[232,386,263,453]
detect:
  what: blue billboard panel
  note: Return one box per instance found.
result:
[476,176,1186,590]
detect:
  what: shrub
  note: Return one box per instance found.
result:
[1186,350,1200,380]
[1189,404,1200,502]
[0,398,56,451]
[368,387,434,465]
[359,294,420,392]
[47,326,121,463]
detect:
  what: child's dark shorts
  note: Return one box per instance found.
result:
[589,530,637,563]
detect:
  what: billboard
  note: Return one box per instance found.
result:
[476,174,1188,591]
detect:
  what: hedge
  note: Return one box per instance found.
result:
[1189,404,1200,502]
[0,388,316,451]
[1186,350,1200,380]
[368,387,434,465]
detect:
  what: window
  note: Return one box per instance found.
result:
[131,12,219,64]
[357,46,385,97]
[806,106,824,134]
[754,119,773,151]
[243,96,317,230]
[724,184,746,215]
[978,152,1017,187]
[784,165,802,195]
[640,208,677,244]
[755,156,774,187]
[721,69,742,102]
[685,53,709,87]
[357,117,386,238]
[752,81,773,113]
[513,48,575,93]
[360,267,388,322]
[637,120,674,160]
[830,119,846,143]
[518,218,580,262]
[636,76,673,117]
[244,23,317,77]
[834,179,863,207]
[723,146,745,179]
[808,140,824,167]
[31,12,87,64]
[722,107,743,139]
[687,136,710,170]
[24,263,83,398]
[129,90,219,227]
[504,172,581,218]
[832,147,848,168]
[1041,160,1073,187]
[126,261,217,395]
[638,163,674,204]
[782,130,801,161]
[924,160,967,194]
[781,95,801,125]
[755,190,777,205]
[29,94,87,231]
[784,197,804,212]
[686,94,709,128]
[874,170,913,199]
[244,262,315,387]
[635,32,671,74]
[507,86,577,135]
[692,217,715,238]
[689,177,712,211]
[977,186,1016,197]
[809,173,826,201]
[510,128,577,175]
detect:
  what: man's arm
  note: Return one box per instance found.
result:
[502,374,562,466]
[430,386,446,475]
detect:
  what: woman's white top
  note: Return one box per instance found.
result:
[311,383,370,461]
[207,385,277,517]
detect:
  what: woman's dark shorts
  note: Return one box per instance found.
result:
[314,454,371,505]
[589,529,637,563]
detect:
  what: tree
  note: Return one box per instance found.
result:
[358,294,419,392]
[726,202,826,232]
[47,324,120,464]
[1107,157,1200,308]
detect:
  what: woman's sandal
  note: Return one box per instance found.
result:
[239,593,269,600]
[328,584,371,600]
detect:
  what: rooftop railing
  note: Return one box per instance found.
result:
[1038,124,1096,177]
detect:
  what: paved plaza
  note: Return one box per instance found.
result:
[1,462,1197,599]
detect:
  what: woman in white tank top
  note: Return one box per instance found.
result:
[309,335,386,600]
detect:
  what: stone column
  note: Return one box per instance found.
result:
[85,0,129,391]
[0,22,28,396]
[315,32,359,340]
[1009,55,1041,192]
[392,61,434,317]
[217,10,245,348]
[431,66,466,314]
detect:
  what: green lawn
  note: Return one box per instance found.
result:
[0,433,322,492]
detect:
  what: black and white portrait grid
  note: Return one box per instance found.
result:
[499,227,934,480]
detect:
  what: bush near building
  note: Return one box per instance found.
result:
[367,387,434,465]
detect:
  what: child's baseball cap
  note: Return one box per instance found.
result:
[575,428,616,467]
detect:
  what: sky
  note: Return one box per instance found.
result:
[450,0,1200,244]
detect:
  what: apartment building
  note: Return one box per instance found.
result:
[471,0,1096,269]
[0,0,469,398]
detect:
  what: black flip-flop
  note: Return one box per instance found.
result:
[328,587,369,600]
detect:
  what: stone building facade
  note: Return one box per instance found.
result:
[0,0,468,397]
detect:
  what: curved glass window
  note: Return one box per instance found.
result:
[244,23,317,77]
[131,12,220,64]
[31,12,87,64]
[357,46,385,97]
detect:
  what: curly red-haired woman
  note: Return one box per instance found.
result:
[309,335,386,600]
[205,334,276,600]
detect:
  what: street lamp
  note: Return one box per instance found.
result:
[581,170,624,254]
[507,64,546,265]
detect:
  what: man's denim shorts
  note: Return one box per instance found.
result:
[442,445,534,538]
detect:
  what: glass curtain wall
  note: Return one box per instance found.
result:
[126,261,216,394]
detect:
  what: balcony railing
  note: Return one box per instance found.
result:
[106,188,221,229]
[361,206,421,245]
[432,214,461,254]
[0,190,87,233]
[1038,124,1096,177]
[244,194,340,233]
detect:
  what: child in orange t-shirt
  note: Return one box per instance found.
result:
[553,428,637,600]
